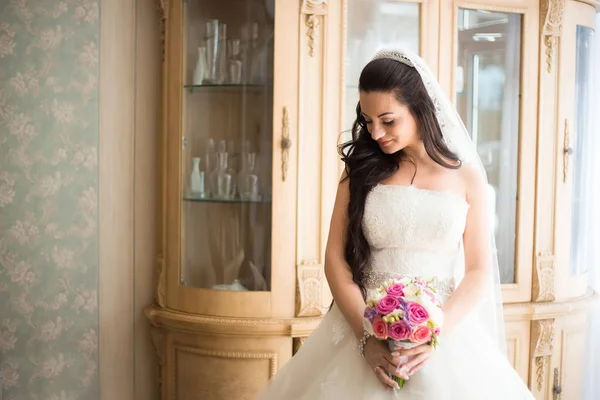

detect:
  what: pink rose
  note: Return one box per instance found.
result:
[434,327,441,336]
[410,325,433,343]
[372,316,388,339]
[406,302,429,325]
[386,283,405,297]
[388,320,411,341]
[376,296,400,315]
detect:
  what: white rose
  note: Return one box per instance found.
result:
[398,277,412,286]
[426,304,444,327]
[366,290,386,307]
[402,284,420,300]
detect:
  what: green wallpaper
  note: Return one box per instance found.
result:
[0,1,100,399]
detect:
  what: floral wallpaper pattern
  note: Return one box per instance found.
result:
[0,1,99,399]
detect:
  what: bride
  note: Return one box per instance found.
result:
[257,47,535,399]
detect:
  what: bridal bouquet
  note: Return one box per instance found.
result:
[363,277,444,388]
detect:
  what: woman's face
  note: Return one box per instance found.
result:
[359,91,420,154]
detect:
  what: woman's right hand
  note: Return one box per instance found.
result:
[363,336,408,389]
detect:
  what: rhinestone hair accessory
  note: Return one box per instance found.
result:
[372,51,415,68]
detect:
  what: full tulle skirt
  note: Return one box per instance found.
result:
[256,304,534,400]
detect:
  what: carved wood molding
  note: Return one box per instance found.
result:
[157,0,168,61]
[296,260,327,317]
[301,0,327,57]
[542,0,566,73]
[301,0,328,15]
[532,319,554,356]
[305,15,320,57]
[156,253,167,308]
[146,304,322,328]
[531,319,555,391]
[174,346,279,378]
[535,357,548,392]
[533,252,556,302]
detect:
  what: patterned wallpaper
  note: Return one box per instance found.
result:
[0,1,100,399]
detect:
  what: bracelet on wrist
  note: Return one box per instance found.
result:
[358,331,373,358]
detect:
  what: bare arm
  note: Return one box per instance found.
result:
[325,174,408,387]
[442,166,493,334]
[324,174,366,339]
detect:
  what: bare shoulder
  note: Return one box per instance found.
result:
[457,163,487,204]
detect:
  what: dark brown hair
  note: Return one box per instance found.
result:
[338,57,461,298]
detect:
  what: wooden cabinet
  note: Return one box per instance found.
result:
[147,1,337,399]
[147,1,598,399]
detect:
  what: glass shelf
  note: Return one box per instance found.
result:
[183,194,271,204]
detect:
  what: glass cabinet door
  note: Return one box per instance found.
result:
[343,0,420,137]
[569,24,595,277]
[180,0,275,292]
[554,1,596,300]
[456,9,522,285]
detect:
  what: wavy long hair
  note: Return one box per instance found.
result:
[339,58,461,298]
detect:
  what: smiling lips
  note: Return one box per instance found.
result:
[378,139,393,147]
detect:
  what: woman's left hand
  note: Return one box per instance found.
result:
[393,343,434,377]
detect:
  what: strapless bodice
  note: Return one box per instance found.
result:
[362,184,469,289]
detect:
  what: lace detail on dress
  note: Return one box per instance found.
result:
[363,185,469,281]
[364,272,456,297]
[331,319,346,345]
[319,369,340,399]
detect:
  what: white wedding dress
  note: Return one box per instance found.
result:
[257,184,535,399]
